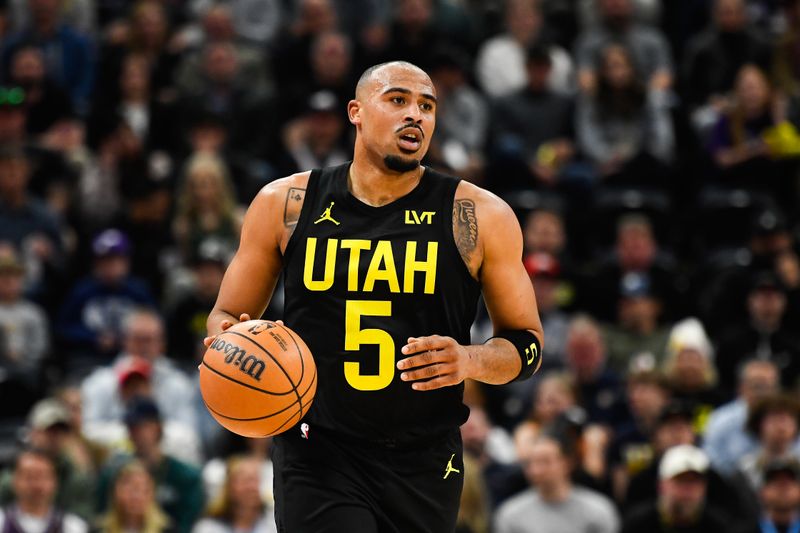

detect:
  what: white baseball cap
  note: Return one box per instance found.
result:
[659,445,710,480]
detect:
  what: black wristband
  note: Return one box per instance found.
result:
[489,330,542,382]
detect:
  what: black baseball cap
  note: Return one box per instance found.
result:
[123,396,161,426]
[763,458,800,483]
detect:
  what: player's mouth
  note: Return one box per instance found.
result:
[397,128,423,152]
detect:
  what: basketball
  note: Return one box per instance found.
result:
[199,320,317,437]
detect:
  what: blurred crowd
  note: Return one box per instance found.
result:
[1,0,800,531]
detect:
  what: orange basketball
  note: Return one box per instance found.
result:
[199,320,317,437]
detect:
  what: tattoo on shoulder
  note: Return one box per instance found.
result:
[453,199,478,262]
[283,187,306,228]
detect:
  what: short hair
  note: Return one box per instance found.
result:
[355,61,428,98]
[13,447,56,473]
[746,394,800,435]
[526,44,552,67]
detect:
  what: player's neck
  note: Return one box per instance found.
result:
[348,157,424,208]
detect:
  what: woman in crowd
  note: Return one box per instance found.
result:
[193,455,276,533]
[94,461,174,533]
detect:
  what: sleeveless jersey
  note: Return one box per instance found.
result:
[283,162,481,441]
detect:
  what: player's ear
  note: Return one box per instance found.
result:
[348,100,361,125]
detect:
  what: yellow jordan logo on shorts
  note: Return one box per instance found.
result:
[443,454,460,479]
[314,202,340,225]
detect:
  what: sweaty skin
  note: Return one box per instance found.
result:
[206,61,543,389]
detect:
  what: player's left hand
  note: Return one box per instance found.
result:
[398,335,474,391]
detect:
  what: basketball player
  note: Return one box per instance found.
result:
[205,61,543,533]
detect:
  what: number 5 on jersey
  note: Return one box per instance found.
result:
[344,300,395,391]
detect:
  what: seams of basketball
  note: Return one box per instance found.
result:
[203,367,317,426]
[221,329,302,406]
[275,323,307,385]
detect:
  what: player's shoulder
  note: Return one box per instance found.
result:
[256,171,312,201]
[454,180,518,227]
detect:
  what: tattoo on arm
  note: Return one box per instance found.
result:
[283,187,306,228]
[454,199,478,263]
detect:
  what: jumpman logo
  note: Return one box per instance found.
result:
[443,454,461,479]
[314,202,340,225]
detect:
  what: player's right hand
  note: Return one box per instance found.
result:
[203,314,284,347]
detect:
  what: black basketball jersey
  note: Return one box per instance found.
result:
[282,162,481,441]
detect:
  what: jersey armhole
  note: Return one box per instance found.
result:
[283,169,320,264]
[441,178,481,286]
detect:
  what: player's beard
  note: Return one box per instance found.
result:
[384,154,420,173]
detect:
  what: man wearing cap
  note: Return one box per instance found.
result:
[759,459,800,533]
[57,229,156,369]
[604,271,670,372]
[621,445,736,533]
[81,308,197,431]
[280,89,349,173]
[97,397,203,533]
[0,399,95,520]
[715,271,800,394]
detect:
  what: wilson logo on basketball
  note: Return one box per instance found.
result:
[210,338,267,381]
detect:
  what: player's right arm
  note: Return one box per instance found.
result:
[205,172,310,340]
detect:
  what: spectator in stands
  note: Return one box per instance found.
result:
[0,147,64,294]
[494,433,619,533]
[662,318,725,426]
[707,64,800,206]
[623,401,759,528]
[574,0,673,93]
[0,244,48,417]
[564,315,622,424]
[455,454,490,533]
[179,41,272,158]
[488,45,575,191]
[2,398,96,520]
[715,271,800,393]
[739,394,800,489]
[97,397,203,533]
[57,229,156,369]
[523,209,567,258]
[201,437,274,508]
[9,45,72,135]
[683,0,771,115]
[273,0,337,93]
[279,90,350,175]
[461,404,523,508]
[575,43,674,186]
[427,47,488,181]
[96,0,179,105]
[81,309,197,430]
[475,0,573,98]
[774,0,800,97]
[0,448,87,533]
[175,5,270,100]
[704,360,782,472]
[166,239,228,369]
[96,460,174,533]
[524,253,570,368]
[522,371,578,434]
[172,154,242,265]
[758,459,800,532]
[87,52,176,164]
[52,385,108,476]
[608,370,671,500]
[588,214,677,322]
[193,455,276,533]
[621,445,734,532]
[603,272,669,371]
[0,0,94,111]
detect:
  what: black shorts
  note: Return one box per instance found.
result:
[273,423,464,533]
